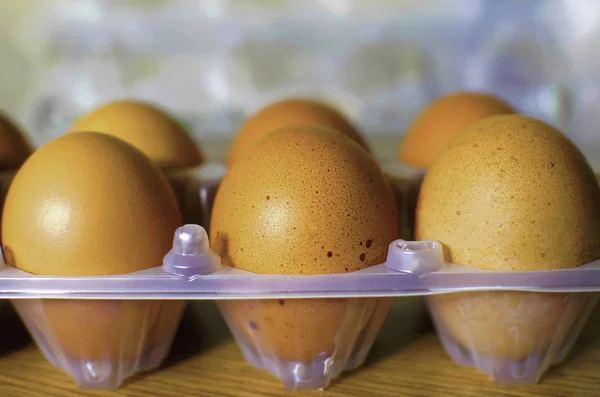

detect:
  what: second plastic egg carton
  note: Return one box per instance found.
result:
[6,0,597,153]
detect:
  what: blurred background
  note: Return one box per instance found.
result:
[0,0,599,163]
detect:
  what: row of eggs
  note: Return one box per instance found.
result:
[0,89,597,383]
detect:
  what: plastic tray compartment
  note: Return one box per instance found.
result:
[218,295,427,390]
[385,238,600,385]
[11,298,185,390]
[218,296,394,390]
[427,290,599,385]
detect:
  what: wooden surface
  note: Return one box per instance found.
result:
[0,298,599,397]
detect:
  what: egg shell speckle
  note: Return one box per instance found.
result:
[398,92,515,168]
[225,98,370,167]
[417,114,600,362]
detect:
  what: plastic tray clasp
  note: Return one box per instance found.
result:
[385,239,445,276]
[162,224,221,278]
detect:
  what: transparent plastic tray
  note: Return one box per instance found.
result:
[2,223,600,389]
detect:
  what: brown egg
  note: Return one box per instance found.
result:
[225,98,369,167]
[67,100,204,171]
[0,112,32,171]
[68,99,205,226]
[2,131,184,362]
[416,114,600,361]
[212,125,397,362]
[398,92,515,168]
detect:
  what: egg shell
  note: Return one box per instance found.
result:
[211,125,397,362]
[416,114,600,361]
[2,131,184,362]
[0,112,32,171]
[398,92,515,168]
[225,98,370,167]
[68,100,204,171]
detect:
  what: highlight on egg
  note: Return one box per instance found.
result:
[225,98,370,167]
[417,114,600,362]
[2,131,185,365]
[212,124,397,364]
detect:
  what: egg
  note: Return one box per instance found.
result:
[212,125,397,361]
[416,114,600,361]
[225,98,370,167]
[398,92,515,168]
[68,99,206,226]
[67,100,204,171]
[0,112,32,171]
[2,131,184,362]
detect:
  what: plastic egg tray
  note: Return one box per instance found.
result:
[2,194,600,390]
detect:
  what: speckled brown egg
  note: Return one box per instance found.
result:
[398,92,515,168]
[2,131,185,362]
[212,125,397,362]
[417,114,600,361]
[225,98,370,167]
